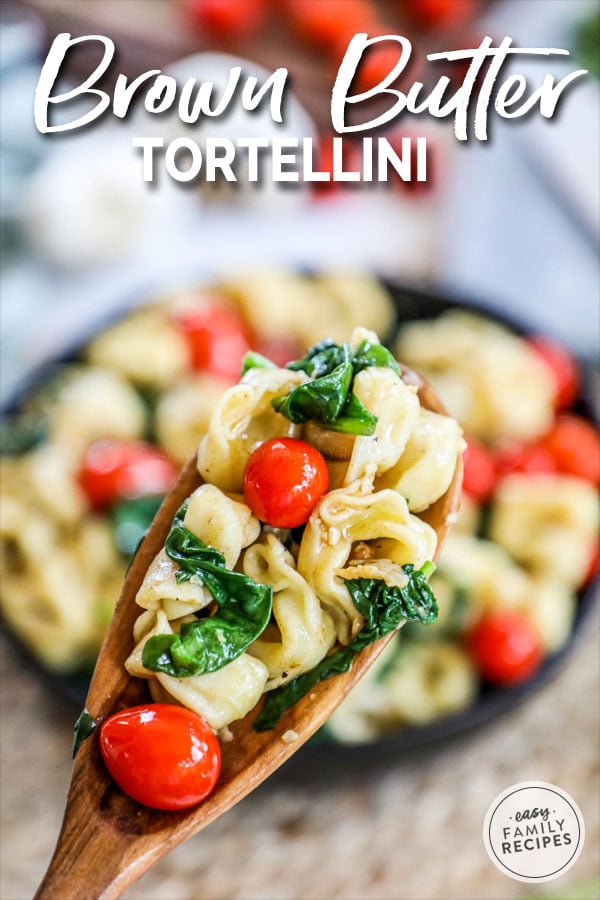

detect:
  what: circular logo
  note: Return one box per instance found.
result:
[483,781,585,883]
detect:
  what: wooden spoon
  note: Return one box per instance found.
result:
[35,373,462,900]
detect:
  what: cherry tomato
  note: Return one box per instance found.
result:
[79,440,178,509]
[494,440,556,478]
[100,704,221,810]
[183,0,268,37]
[243,437,329,528]
[526,336,579,410]
[402,0,481,30]
[462,437,497,502]
[284,0,378,47]
[541,414,600,485]
[172,301,251,380]
[467,611,543,686]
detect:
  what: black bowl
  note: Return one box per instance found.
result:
[1,279,598,771]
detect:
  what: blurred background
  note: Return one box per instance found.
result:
[1,1,598,899]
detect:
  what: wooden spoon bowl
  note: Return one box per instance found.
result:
[35,372,462,900]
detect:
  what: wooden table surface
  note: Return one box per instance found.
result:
[1,617,598,900]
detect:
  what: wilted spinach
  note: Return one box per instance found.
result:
[141,503,272,678]
[253,562,437,731]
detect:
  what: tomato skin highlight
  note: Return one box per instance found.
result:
[99,704,221,811]
[494,440,556,479]
[541,414,600,485]
[243,437,329,528]
[526,336,579,410]
[78,440,178,509]
[461,437,497,502]
[467,612,543,686]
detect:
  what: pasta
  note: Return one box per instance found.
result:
[490,473,599,588]
[126,328,461,732]
[0,273,398,675]
[396,311,555,441]
[196,368,305,493]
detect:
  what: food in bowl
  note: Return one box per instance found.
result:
[0,272,394,672]
[97,327,464,808]
[323,311,599,743]
[0,279,597,751]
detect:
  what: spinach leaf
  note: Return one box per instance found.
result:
[287,339,345,377]
[111,495,164,559]
[253,562,437,731]
[241,351,277,376]
[72,709,96,757]
[0,415,47,456]
[272,338,401,438]
[352,339,402,378]
[273,345,353,427]
[141,504,272,678]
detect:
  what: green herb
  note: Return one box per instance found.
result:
[241,351,277,376]
[254,562,438,731]
[111,495,164,558]
[0,415,47,456]
[141,503,272,677]
[273,338,400,438]
[72,709,96,757]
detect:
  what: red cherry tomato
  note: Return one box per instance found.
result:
[462,437,497,502]
[284,0,378,47]
[402,0,481,30]
[353,38,409,94]
[467,611,543,686]
[526,336,579,410]
[172,301,251,380]
[244,437,329,528]
[100,704,221,810]
[540,414,600,485]
[494,440,557,478]
[182,0,268,37]
[79,440,178,509]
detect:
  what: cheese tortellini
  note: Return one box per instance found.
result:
[396,311,555,442]
[127,329,461,733]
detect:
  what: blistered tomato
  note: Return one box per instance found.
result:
[78,439,178,509]
[284,0,377,46]
[467,611,543,685]
[526,336,579,410]
[462,437,497,502]
[172,301,251,381]
[183,0,268,36]
[541,414,600,485]
[494,440,556,478]
[243,437,329,528]
[99,704,221,810]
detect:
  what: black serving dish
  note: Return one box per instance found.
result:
[1,280,598,769]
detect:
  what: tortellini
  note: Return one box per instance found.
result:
[128,329,461,732]
[297,476,437,643]
[197,368,305,493]
[243,535,336,689]
[396,311,555,442]
[86,307,191,389]
[490,474,599,588]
